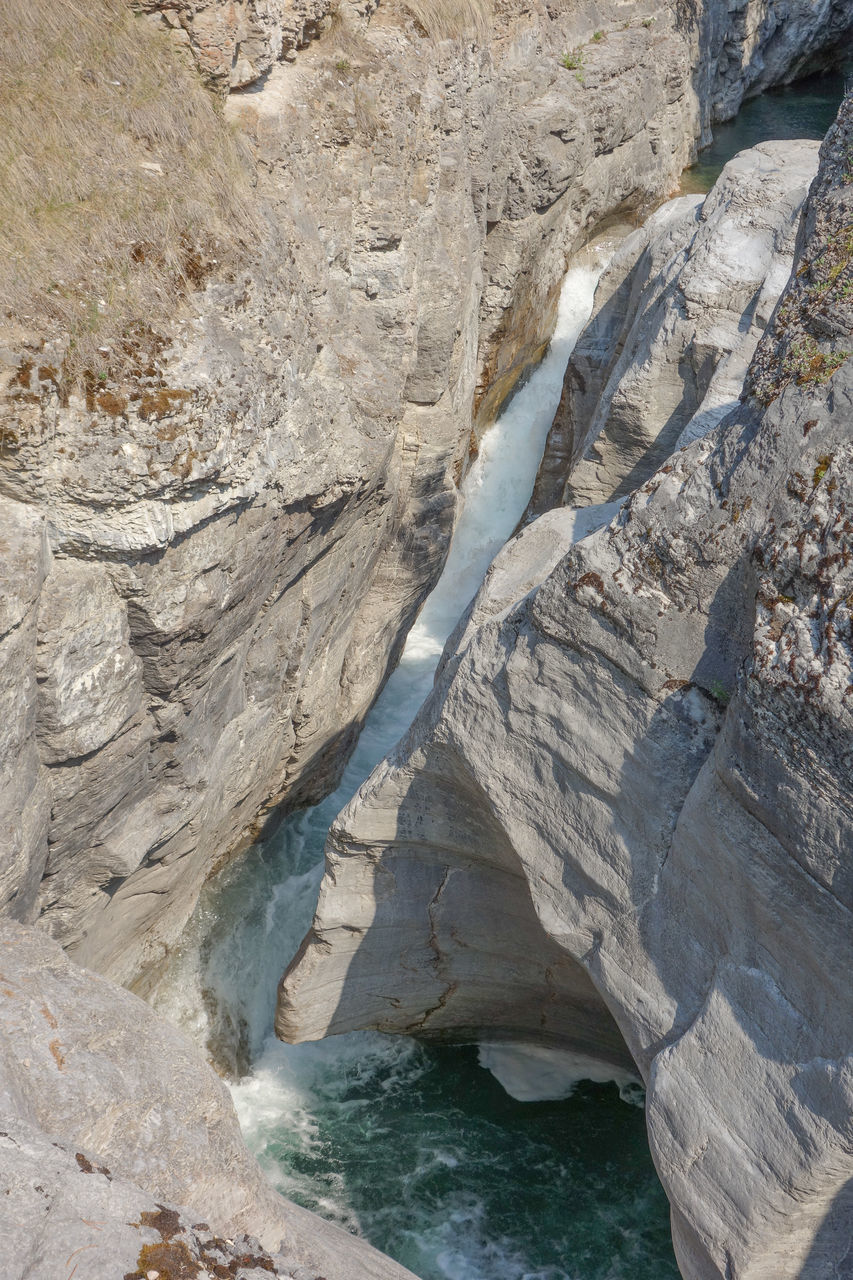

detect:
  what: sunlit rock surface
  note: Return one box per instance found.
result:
[0,920,417,1280]
[531,138,820,514]
[280,102,853,1280]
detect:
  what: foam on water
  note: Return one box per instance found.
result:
[151,248,680,1280]
[407,259,604,657]
[476,1044,643,1105]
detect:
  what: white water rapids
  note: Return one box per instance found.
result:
[150,247,677,1280]
[152,250,607,1048]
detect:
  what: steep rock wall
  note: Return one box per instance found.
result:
[1,0,850,992]
[139,0,336,91]
[279,106,853,1280]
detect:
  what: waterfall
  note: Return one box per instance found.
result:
[150,250,678,1280]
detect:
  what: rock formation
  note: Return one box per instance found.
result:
[0,919,416,1280]
[530,137,820,514]
[7,0,849,990]
[3,5,853,1278]
[280,100,853,1280]
[139,0,336,91]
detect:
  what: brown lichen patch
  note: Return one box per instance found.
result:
[139,1206,183,1242]
[96,390,128,416]
[223,1254,276,1275]
[75,1151,112,1178]
[124,1238,201,1280]
[574,570,606,594]
[124,1223,279,1280]
[138,389,193,420]
[48,1038,65,1070]
[10,360,34,388]
[39,1002,57,1029]
[207,1253,277,1277]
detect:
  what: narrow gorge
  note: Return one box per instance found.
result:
[1,2,851,1279]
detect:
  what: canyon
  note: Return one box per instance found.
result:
[5,0,850,988]
[281,90,853,1280]
[1,2,852,1278]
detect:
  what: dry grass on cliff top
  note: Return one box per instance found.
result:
[0,0,256,384]
[401,0,493,42]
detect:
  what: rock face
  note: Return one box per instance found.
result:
[1,6,850,992]
[698,0,853,126]
[1,1116,323,1280]
[279,102,853,1280]
[8,1,848,990]
[531,139,820,513]
[0,919,416,1280]
[138,0,337,91]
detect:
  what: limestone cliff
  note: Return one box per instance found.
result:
[8,0,848,990]
[279,103,853,1280]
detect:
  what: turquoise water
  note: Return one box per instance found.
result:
[240,1034,676,1280]
[188,811,676,1280]
[682,65,851,193]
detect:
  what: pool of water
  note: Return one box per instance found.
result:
[681,64,851,193]
[236,1035,676,1280]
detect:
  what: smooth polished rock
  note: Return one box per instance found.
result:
[531,138,820,514]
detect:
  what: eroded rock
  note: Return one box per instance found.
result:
[1,2,850,993]
[0,919,416,1280]
[279,103,853,1280]
[531,138,820,513]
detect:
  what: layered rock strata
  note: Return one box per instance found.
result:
[0,0,826,991]
[280,102,853,1280]
[531,138,820,513]
[2,3,851,991]
[0,919,416,1280]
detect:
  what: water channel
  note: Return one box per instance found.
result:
[152,69,848,1280]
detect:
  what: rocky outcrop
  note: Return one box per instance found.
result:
[2,1,851,993]
[2,1117,322,1280]
[138,0,336,91]
[531,138,820,514]
[0,919,416,1280]
[279,100,853,1280]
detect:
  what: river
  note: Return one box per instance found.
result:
[151,69,848,1280]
